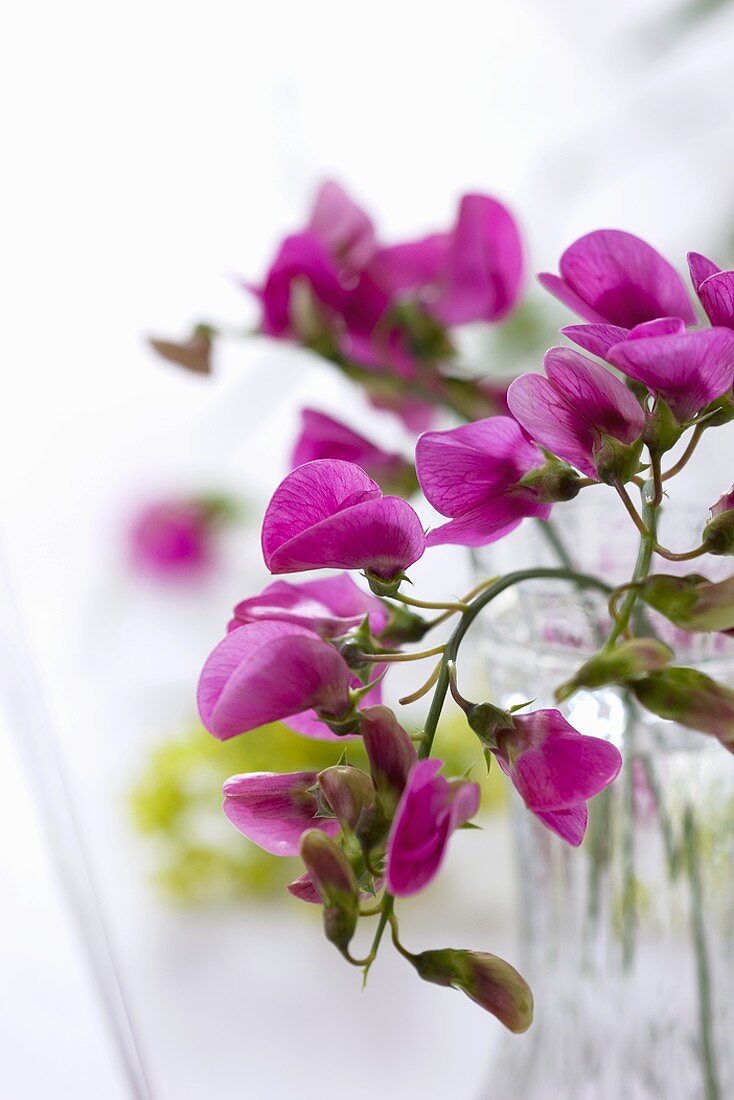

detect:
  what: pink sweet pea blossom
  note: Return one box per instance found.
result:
[415,416,552,547]
[261,459,426,580]
[128,497,222,581]
[307,180,377,273]
[197,620,354,740]
[228,574,387,637]
[688,252,734,329]
[606,324,734,422]
[507,347,644,480]
[291,409,415,496]
[255,231,346,339]
[371,193,523,325]
[386,759,480,897]
[539,229,696,328]
[222,771,340,856]
[493,709,622,846]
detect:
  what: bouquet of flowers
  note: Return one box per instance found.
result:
[155,183,734,1033]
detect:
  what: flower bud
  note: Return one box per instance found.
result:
[635,573,734,632]
[555,638,673,702]
[409,948,533,1033]
[593,434,644,485]
[360,706,417,803]
[631,667,734,752]
[299,830,360,953]
[703,487,734,556]
[318,765,375,831]
[378,604,430,646]
[518,459,582,503]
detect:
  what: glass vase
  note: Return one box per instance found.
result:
[475,499,734,1100]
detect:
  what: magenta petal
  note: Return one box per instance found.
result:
[386,760,479,897]
[416,416,544,517]
[627,317,687,341]
[257,231,346,336]
[426,493,550,548]
[230,574,387,637]
[562,323,630,359]
[291,408,409,489]
[608,327,734,421]
[308,180,377,271]
[688,251,721,292]
[223,771,339,856]
[369,235,450,293]
[284,670,383,742]
[510,733,622,811]
[537,272,609,324]
[558,230,696,327]
[431,194,524,325]
[533,803,588,846]
[197,624,352,740]
[287,871,322,904]
[697,272,734,330]
[360,706,418,794]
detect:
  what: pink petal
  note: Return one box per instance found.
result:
[425,493,551,548]
[561,323,630,359]
[511,731,622,811]
[697,272,734,330]
[608,327,734,421]
[291,409,408,489]
[257,232,346,336]
[223,771,339,856]
[198,625,352,740]
[431,194,524,324]
[688,251,721,292]
[415,416,544,517]
[369,235,450,293]
[627,317,687,340]
[537,272,609,324]
[533,803,588,846]
[360,705,418,794]
[230,574,387,636]
[308,180,377,271]
[287,871,322,904]
[558,230,696,327]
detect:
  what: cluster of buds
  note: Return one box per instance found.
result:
[156,187,734,1028]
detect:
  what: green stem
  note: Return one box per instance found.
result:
[605,481,659,648]
[684,806,721,1100]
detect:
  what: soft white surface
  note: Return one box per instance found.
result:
[3,0,734,1096]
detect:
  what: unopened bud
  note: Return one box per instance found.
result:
[299,830,360,953]
[632,667,734,752]
[703,487,734,555]
[594,435,644,485]
[519,460,582,503]
[636,573,734,632]
[379,604,430,646]
[410,948,533,1033]
[556,638,673,702]
[318,766,375,831]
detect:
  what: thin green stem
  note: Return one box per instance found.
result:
[605,482,659,648]
[614,482,651,539]
[651,452,664,507]
[662,424,704,481]
[390,591,468,613]
[654,542,708,563]
[362,894,395,982]
[360,644,445,664]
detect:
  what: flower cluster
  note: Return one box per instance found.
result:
[180,195,734,1028]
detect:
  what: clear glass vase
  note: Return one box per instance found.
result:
[475,499,734,1100]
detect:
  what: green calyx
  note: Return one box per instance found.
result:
[593,435,645,486]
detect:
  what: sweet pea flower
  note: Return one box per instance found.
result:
[261,459,426,580]
[128,496,230,581]
[307,180,377,273]
[222,771,340,856]
[370,193,523,325]
[386,759,480,897]
[606,323,734,422]
[415,416,553,547]
[688,251,734,329]
[291,409,416,496]
[197,620,354,740]
[538,229,696,328]
[228,574,388,637]
[493,709,622,846]
[255,231,346,339]
[507,348,644,480]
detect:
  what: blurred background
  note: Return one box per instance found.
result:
[3,0,734,1096]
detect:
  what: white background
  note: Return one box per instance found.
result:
[2,0,734,1096]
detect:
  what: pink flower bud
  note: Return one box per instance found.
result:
[318,766,375,831]
[299,830,360,953]
[360,706,418,805]
[635,572,734,632]
[261,459,425,581]
[410,947,533,1033]
[222,771,339,856]
[386,759,480,897]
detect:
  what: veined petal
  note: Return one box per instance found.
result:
[697,272,734,330]
[425,494,551,548]
[688,251,721,292]
[230,575,387,636]
[538,272,609,324]
[562,323,630,359]
[222,771,339,856]
[533,803,588,846]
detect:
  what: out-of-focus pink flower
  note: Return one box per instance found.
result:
[222,771,340,855]
[606,324,734,422]
[308,180,377,273]
[415,417,552,547]
[228,574,387,637]
[371,193,524,325]
[255,231,346,339]
[688,251,734,329]
[539,230,696,328]
[493,709,622,846]
[261,459,426,580]
[507,347,644,480]
[291,409,416,496]
[128,498,221,581]
[197,620,353,740]
[385,759,480,897]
